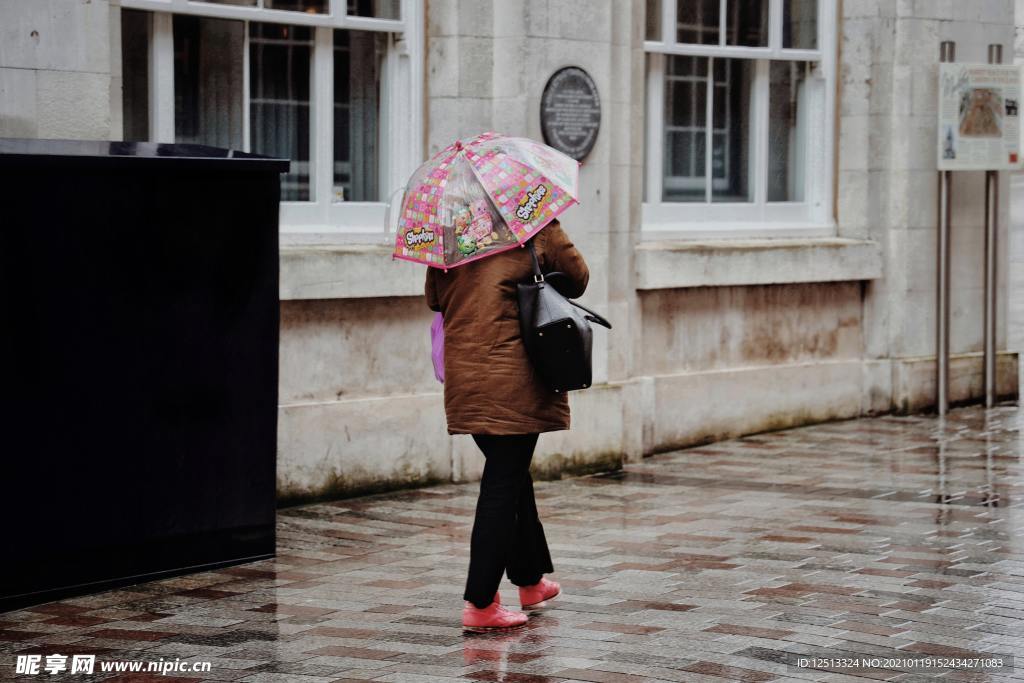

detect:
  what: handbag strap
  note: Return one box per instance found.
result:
[525,237,544,282]
[570,299,612,329]
[525,236,612,330]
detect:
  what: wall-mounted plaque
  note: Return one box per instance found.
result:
[540,67,601,161]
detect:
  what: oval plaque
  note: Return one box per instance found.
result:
[540,67,601,161]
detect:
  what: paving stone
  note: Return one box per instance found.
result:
[4,406,1024,681]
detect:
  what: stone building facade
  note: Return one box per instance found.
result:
[0,0,1017,502]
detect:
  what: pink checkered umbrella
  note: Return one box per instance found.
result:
[391,132,580,269]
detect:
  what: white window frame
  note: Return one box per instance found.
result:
[121,0,424,242]
[643,0,837,238]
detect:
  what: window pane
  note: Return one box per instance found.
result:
[768,61,807,202]
[265,0,327,13]
[663,55,708,202]
[173,15,245,150]
[677,0,719,45]
[711,58,753,202]
[121,9,150,142]
[783,0,817,49]
[646,0,661,40]
[727,0,767,47]
[250,23,312,201]
[347,0,400,20]
[333,30,383,202]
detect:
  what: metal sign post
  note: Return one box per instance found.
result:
[984,43,1002,408]
[937,41,954,415]
[935,43,1018,414]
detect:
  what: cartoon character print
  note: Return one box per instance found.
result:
[451,204,477,256]
[447,199,506,261]
[457,233,477,255]
[466,199,499,247]
[453,205,471,235]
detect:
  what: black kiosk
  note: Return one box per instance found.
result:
[0,140,287,611]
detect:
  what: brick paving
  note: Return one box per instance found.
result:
[3,405,1024,682]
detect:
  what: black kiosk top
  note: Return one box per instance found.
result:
[0,138,290,172]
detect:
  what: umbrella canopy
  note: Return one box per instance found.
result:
[392,132,579,269]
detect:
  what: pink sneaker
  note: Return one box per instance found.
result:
[462,599,528,632]
[518,577,560,609]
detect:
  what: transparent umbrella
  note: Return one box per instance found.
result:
[390,131,579,270]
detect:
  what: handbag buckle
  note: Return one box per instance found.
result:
[534,273,545,283]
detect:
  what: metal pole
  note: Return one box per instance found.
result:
[937,41,955,415]
[984,43,1003,408]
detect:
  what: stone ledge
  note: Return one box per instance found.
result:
[283,237,885,300]
[635,237,884,289]
[280,244,424,301]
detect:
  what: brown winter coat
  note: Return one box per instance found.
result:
[425,220,590,435]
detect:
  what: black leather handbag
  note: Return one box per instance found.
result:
[517,237,612,393]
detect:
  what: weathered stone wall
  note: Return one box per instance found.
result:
[842,0,1017,413]
[276,298,446,504]
[0,0,120,140]
[639,283,864,375]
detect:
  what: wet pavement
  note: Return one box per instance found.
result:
[3,404,1024,682]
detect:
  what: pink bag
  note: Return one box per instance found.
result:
[430,312,445,383]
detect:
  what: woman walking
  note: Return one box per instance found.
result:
[425,218,589,631]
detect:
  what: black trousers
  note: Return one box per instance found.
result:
[463,433,555,608]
